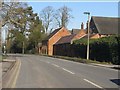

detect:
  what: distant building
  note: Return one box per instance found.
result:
[41,22,87,55]
[41,27,71,55]
[41,16,119,56]
[90,16,118,38]
[79,16,119,39]
[55,23,87,45]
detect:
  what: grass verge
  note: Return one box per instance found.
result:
[42,54,112,65]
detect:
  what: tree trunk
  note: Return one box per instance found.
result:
[22,41,24,54]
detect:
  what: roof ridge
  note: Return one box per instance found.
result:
[92,16,119,19]
[44,27,62,40]
[91,16,118,34]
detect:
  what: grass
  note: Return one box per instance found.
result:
[43,54,113,65]
[2,54,8,62]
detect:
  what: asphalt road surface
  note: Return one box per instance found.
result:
[12,54,119,89]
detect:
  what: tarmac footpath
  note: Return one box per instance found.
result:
[2,58,21,88]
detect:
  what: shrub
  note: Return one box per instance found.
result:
[73,35,119,64]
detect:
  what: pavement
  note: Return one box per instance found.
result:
[2,56,17,88]
[2,59,16,76]
[90,63,119,69]
[0,60,15,89]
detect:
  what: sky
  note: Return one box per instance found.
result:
[1,1,119,43]
[27,1,118,30]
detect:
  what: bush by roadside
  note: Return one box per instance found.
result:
[74,35,120,65]
[54,35,120,65]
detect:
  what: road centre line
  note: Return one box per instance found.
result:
[55,58,118,72]
[50,63,75,75]
[44,61,75,75]
[83,79,103,89]
[52,64,60,67]
[62,68,75,74]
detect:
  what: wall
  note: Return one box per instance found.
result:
[48,27,71,55]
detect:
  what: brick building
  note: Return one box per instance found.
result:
[41,27,71,55]
[89,16,118,37]
[41,22,87,56]
[41,16,119,56]
[55,23,87,45]
[76,16,119,39]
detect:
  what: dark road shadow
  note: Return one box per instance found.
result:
[110,79,120,86]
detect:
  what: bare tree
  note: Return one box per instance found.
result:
[0,2,28,28]
[40,6,54,34]
[55,5,73,28]
[1,2,38,54]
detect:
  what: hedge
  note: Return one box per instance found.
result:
[73,35,120,64]
[53,35,120,65]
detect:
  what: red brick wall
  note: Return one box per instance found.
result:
[48,27,71,55]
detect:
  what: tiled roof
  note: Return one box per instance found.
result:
[45,27,62,40]
[91,16,119,34]
[55,34,76,45]
[71,29,80,34]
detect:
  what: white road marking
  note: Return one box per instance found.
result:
[52,64,60,67]
[84,79,103,89]
[62,68,75,74]
[55,58,118,72]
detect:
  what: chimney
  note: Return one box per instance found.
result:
[81,22,84,29]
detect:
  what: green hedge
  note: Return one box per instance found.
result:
[53,35,119,64]
[73,35,120,64]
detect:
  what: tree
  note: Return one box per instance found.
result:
[1,2,27,53]
[55,6,73,28]
[1,2,39,53]
[28,17,46,53]
[40,6,54,34]
[1,2,28,28]
[14,6,38,54]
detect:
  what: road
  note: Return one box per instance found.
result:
[12,54,119,89]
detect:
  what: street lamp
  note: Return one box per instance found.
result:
[84,12,90,60]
